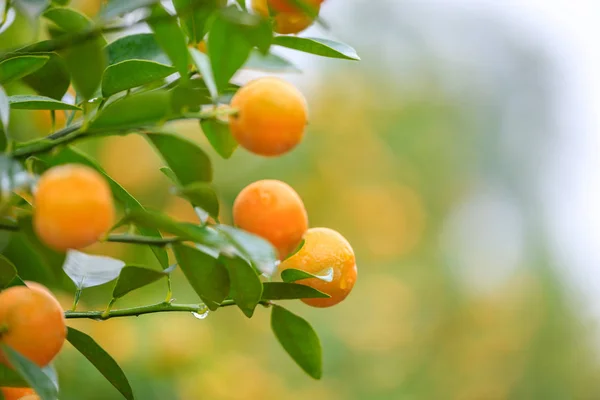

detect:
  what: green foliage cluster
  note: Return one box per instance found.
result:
[0,0,359,399]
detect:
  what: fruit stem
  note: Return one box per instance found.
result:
[165,277,173,303]
[71,288,82,311]
[101,298,116,319]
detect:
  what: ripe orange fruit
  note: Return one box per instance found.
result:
[253,0,321,34]
[0,387,36,400]
[33,164,115,251]
[230,77,308,156]
[0,283,66,367]
[279,227,357,307]
[268,0,322,13]
[233,180,308,259]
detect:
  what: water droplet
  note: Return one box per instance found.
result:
[192,310,209,320]
[316,267,334,283]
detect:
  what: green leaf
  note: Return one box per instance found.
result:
[171,79,212,114]
[12,42,71,99]
[90,91,171,131]
[8,95,80,110]
[0,255,17,289]
[146,131,212,184]
[189,47,217,99]
[281,267,334,283]
[102,60,176,97]
[271,305,322,379]
[148,3,190,81]
[244,50,299,72]
[106,33,170,66]
[177,182,219,219]
[1,345,59,400]
[273,36,360,61]
[113,265,173,299]
[0,362,28,387]
[172,243,230,310]
[0,55,49,84]
[0,86,8,131]
[219,254,262,317]
[43,8,106,99]
[208,8,272,93]
[66,327,134,400]
[100,0,159,19]
[173,0,223,44]
[216,225,278,277]
[62,250,125,289]
[39,146,169,269]
[262,282,329,300]
[200,119,237,159]
[14,0,51,18]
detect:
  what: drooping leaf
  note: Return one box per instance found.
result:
[272,36,360,61]
[106,33,170,65]
[1,345,59,400]
[146,131,212,184]
[281,267,334,283]
[43,7,106,99]
[0,55,49,84]
[177,182,220,219]
[244,50,299,72]
[173,0,224,44]
[38,146,169,268]
[102,60,176,97]
[148,3,190,80]
[216,225,278,277]
[8,95,80,110]
[208,8,272,92]
[172,243,230,310]
[66,327,134,400]
[271,305,322,379]
[262,282,329,300]
[112,265,174,299]
[90,91,171,131]
[189,47,217,99]
[219,254,262,317]
[200,119,237,159]
[0,86,8,132]
[62,250,125,289]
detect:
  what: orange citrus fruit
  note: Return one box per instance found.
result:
[279,227,357,307]
[0,387,36,400]
[253,0,321,34]
[0,283,66,367]
[230,77,308,156]
[233,180,308,259]
[33,164,115,251]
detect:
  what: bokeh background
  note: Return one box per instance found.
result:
[2,0,600,399]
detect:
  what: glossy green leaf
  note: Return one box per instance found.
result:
[216,225,278,277]
[0,86,8,131]
[0,255,17,289]
[172,243,230,310]
[244,50,299,72]
[44,8,106,99]
[0,362,28,387]
[273,36,360,61]
[146,131,212,184]
[102,60,176,97]
[208,9,269,93]
[90,91,171,131]
[100,0,159,19]
[39,146,169,268]
[1,345,59,400]
[173,0,223,44]
[0,55,49,84]
[67,327,134,400]
[113,265,173,299]
[271,305,322,379]
[177,182,220,219]
[171,79,212,113]
[8,95,80,110]
[148,3,190,80]
[281,266,334,283]
[262,282,329,300]
[13,42,71,99]
[189,47,217,99]
[14,0,51,18]
[200,119,237,159]
[62,250,125,289]
[106,33,170,65]
[219,254,262,317]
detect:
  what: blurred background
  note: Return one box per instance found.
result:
[3,0,600,399]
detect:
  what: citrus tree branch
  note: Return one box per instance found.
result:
[106,234,181,246]
[64,302,209,321]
